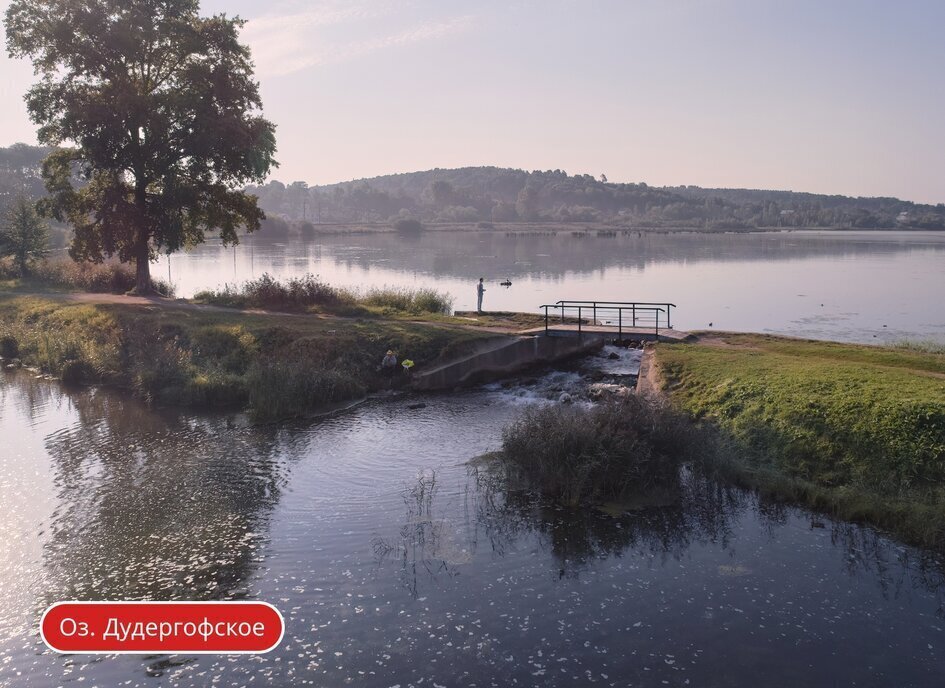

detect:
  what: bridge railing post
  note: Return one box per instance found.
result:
[618,308,622,339]
[578,306,582,335]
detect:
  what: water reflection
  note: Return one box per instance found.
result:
[4,370,945,687]
[152,230,945,343]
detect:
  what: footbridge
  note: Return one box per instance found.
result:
[520,300,689,342]
[411,299,689,391]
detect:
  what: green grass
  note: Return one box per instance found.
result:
[656,333,945,546]
[0,294,497,421]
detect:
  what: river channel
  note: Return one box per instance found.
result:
[2,346,944,686]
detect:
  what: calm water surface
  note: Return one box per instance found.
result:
[2,357,945,687]
[151,229,945,344]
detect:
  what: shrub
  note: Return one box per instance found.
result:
[393,218,423,234]
[195,276,454,316]
[501,396,696,504]
[0,334,17,358]
[194,273,353,311]
[362,286,454,315]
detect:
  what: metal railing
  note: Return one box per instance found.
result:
[538,300,676,338]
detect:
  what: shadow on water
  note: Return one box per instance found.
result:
[368,445,945,619]
[1,373,298,606]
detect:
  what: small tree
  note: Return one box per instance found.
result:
[0,196,49,274]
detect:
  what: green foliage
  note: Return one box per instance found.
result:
[0,196,49,273]
[501,397,695,504]
[5,0,277,293]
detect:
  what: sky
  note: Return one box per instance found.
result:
[1,0,944,203]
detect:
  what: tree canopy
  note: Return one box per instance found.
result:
[5,0,277,292]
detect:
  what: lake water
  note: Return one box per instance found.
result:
[153,229,945,344]
[2,356,945,687]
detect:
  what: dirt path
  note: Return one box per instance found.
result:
[3,290,527,334]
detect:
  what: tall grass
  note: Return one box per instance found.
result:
[501,396,697,504]
[245,352,366,421]
[1,257,173,295]
[194,273,353,311]
[360,286,454,315]
[893,339,945,355]
[194,274,454,316]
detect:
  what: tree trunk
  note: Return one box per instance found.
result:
[134,233,151,295]
[131,179,152,295]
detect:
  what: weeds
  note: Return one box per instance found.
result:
[501,396,697,504]
[194,274,454,316]
[1,257,173,295]
[193,273,353,311]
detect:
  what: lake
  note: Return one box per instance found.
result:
[151,229,945,345]
[2,354,945,687]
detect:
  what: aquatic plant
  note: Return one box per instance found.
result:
[500,396,696,504]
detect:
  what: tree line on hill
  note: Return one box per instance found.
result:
[249,167,945,230]
[4,147,944,238]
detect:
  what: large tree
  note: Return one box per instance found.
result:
[5,0,277,293]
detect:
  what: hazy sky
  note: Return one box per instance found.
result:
[1,0,943,203]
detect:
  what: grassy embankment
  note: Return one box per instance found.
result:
[0,277,500,422]
[654,333,945,546]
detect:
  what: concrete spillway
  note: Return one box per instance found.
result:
[411,333,604,391]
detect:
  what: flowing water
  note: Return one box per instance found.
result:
[2,351,945,687]
[150,229,945,344]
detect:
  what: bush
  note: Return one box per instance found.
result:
[194,273,353,311]
[501,396,696,504]
[393,218,423,233]
[361,286,454,315]
[0,334,17,358]
[195,275,454,316]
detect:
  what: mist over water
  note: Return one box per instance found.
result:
[153,229,945,344]
[3,365,945,687]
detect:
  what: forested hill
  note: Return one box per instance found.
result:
[249,167,945,230]
[3,146,943,231]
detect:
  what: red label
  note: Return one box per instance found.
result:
[41,601,284,654]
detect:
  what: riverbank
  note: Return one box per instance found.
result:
[0,292,502,421]
[649,333,945,547]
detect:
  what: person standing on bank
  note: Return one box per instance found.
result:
[477,277,486,313]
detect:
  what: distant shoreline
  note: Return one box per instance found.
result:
[240,221,945,237]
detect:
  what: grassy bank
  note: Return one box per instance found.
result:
[655,333,945,546]
[0,294,497,421]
